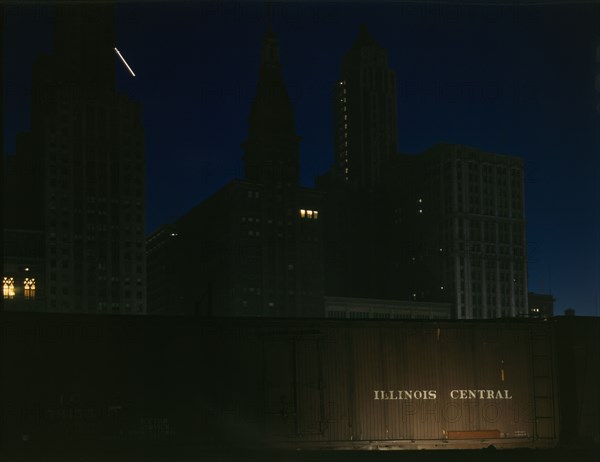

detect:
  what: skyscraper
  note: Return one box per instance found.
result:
[319,26,400,301]
[384,144,528,319]
[2,3,146,313]
[332,25,398,190]
[320,26,528,319]
[146,26,323,317]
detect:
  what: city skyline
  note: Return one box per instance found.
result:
[4,1,600,316]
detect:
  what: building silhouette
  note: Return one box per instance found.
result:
[332,25,398,190]
[147,26,324,317]
[384,145,528,319]
[2,3,146,313]
[319,27,528,319]
[147,25,529,319]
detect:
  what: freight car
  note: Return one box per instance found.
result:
[1,313,596,451]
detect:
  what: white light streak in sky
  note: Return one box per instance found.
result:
[114,47,136,77]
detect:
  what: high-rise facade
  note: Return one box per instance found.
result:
[321,27,528,319]
[332,25,398,190]
[146,27,323,317]
[2,3,146,313]
[384,144,528,319]
[317,26,399,300]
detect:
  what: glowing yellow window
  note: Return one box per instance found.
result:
[299,209,306,218]
[307,210,313,219]
[3,277,15,299]
[24,277,36,300]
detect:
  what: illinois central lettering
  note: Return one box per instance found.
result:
[450,389,512,400]
[373,389,513,400]
[374,390,437,400]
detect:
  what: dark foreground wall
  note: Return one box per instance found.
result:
[1,313,596,451]
[554,316,600,446]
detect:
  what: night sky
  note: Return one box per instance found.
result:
[4,1,600,316]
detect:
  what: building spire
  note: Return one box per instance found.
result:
[242,21,300,185]
[267,1,273,32]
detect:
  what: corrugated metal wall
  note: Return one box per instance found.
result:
[302,321,552,444]
[2,315,563,449]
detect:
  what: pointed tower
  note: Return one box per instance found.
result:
[243,27,301,185]
[148,20,323,318]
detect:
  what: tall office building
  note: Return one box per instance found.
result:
[147,26,323,317]
[317,26,399,300]
[332,25,398,190]
[384,144,528,319]
[2,3,146,313]
[321,27,528,319]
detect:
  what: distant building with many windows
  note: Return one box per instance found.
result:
[149,24,529,320]
[147,27,323,317]
[383,144,528,319]
[2,3,146,314]
[319,27,528,319]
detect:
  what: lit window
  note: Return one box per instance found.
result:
[3,277,15,299]
[299,209,319,220]
[24,278,36,300]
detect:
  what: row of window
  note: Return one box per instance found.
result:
[299,209,319,219]
[3,276,36,300]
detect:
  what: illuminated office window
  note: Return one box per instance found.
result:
[24,277,36,300]
[3,277,15,299]
[299,209,319,220]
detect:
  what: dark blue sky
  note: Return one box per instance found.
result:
[4,1,600,316]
